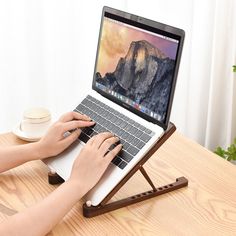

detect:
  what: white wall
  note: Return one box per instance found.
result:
[0,0,127,130]
[1,0,235,150]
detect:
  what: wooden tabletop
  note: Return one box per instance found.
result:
[0,132,236,235]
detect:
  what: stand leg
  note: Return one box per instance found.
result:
[139,166,156,191]
[48,171,65,185]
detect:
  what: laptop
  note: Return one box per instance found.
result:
[44,6,184,206]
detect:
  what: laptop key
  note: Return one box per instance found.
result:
[110,115,117,123]
[120,131,129,140]
[88,111,97,120]
[129,137,140,146]
[119,139,130,150]
[114,118,123,126]
[135,140,146,149]
[124,124,133,132]
[129,126,139,136]
[112,157,122,166]
[98,108,105,116]
[119,150,133,162]
[116,128,124,137]
[118,161,127,169]
[105,112,112,120]
[102,103,110,111]
[75,104,87,114]
[144,127,153,134]
[125,133,134,143]
[127,145,139,156]
[88,102,97,110]
[106,122,114,130]
[140,133,152,143]
[95,115,103,123]
[135,129,143,137]
[92,105,100,113]
[94,99,103,107]
[84,109,92,117]
[132,121,140,128]
[87,95,96,103]
[110,126,119,136]
[79,132,90,143]
[119,122,127,129]
[82,127,93,136]
[93,124,102,132]
[82,99,93,108]
[92,113,99,121]
[99,108,109,117]
[126,117,134,125]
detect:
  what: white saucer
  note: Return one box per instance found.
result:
[12,124,44,142]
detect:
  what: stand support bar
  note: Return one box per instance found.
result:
[83,177,188,218]
[139,166,157,191]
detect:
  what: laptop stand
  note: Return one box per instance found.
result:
[48,122,188,218]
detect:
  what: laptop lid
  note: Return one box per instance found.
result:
[92,6,184,130]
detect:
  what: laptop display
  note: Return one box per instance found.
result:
[93,10,182,129]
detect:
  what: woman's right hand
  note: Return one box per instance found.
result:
[68,132,122,196]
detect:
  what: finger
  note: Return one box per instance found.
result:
[59,111,91,122]
[62,120,95,133]
[104,144,123,163]
[91,132,114,149]
[99,136,120,156]
[86,134,97,146]
[60,129,81,148]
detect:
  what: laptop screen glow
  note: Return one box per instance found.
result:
[94,13,180,124]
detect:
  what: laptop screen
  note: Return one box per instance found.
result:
[93,8,184,129]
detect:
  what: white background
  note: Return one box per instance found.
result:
[0,0,235,150]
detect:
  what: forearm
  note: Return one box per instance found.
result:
[0,180,84,236]
[0,143,43,173]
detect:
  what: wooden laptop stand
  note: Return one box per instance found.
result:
[48,122,188,218]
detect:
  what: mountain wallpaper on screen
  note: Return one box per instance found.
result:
[96,40,175,122]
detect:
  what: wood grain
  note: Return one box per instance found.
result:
[0,132,236,235]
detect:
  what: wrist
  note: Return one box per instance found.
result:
[29,142,47,160]
[66,179,88,200]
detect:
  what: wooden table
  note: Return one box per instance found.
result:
[0,132,236,235]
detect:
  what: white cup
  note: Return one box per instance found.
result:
[20,108,51,137]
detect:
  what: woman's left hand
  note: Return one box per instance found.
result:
[36,111,95,159]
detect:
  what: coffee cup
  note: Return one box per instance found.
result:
[20,107,51,137]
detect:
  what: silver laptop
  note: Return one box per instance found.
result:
[44,6,184,206]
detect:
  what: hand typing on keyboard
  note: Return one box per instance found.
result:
[70,132,122,193]
[37,111,95,158]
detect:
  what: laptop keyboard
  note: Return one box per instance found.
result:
[74,95,155,169]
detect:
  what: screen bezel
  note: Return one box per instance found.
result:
[92,6,185,130]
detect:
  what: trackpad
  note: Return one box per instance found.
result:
[43,139,84,181]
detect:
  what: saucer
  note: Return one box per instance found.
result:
[12,124,44,142]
